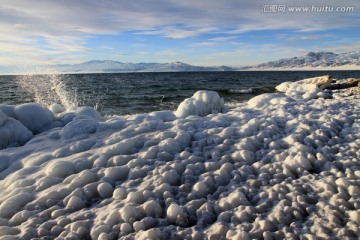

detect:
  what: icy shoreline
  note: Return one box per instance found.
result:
[0,77,359,239]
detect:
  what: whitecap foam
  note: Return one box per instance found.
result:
[229,88,253,94]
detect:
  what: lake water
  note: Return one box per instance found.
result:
[0,71,359,115]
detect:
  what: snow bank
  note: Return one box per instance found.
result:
[0,77,359,239]
[175,90,227,118]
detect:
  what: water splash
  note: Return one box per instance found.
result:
[16,72,78,110]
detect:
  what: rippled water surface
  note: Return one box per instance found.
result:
[0,71,359,115]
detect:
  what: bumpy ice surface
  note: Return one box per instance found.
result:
[0,79,359,239]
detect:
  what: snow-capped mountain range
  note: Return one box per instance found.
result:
[52,61,234,73]
[2,51,359,74]
[54,51,360,72]
[242,51,360,70]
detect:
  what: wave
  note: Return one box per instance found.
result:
[117,94,189,102]
[16,74,78,110]
[226,87,275,94]
[228,88,254,94]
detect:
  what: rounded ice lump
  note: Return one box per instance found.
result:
[0,110,33,149]
[175,90,227,118]
[14,103,55,134]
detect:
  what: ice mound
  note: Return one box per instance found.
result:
[247,93,294,108]
[175,90,227,118]
[275,75,332,101]
[14,103,55,133]
[0,103,57,149]
[0,112,33,149]
[0,78,359,239]
[0,103,103,149]
[276,75,332,92]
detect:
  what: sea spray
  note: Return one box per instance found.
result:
[16,73,78,110]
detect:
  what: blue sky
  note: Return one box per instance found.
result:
[0,0,359,68]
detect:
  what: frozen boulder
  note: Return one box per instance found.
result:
[49,103,65,114]
[0,111,33,149]
[247,93,293,108]
[166,203,188,226]
[45,160,75,178]
[60,117,98,139]
[175,90,227,118]
[149,110,176,122]
[276,75,332,93]
[0,105,15,118]
[0,110,7,126]
[302,75,332,89]
[13,103,55,134]
[75,107,101,121]
[0,191,34,218]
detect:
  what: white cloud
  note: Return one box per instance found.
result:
[0,0,359,65]
[100,44,115,50]
[209,36,237,42]
[190,42,218,47]
[315,43,360,54]
[138,26,218,39]
[288,35,335,41]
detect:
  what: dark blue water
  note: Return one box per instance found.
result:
[0,71,359,115]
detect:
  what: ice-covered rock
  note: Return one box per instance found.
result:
[75,106,101,121]
[49,103,65,114]
[0,105,15,118]
[13,103,55,134]
[276,75,332,93]
[60,117,98,139]
[45,160,75,178]
[175,90,227,118]
[0,103,59,148]
[166,203,188,226]
[0,192,34,218]
[0,111,33,149]
[303,75,332,88]
[247,93,293,108]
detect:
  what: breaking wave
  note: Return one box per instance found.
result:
[227,87,275,94]
[16,73,78,110]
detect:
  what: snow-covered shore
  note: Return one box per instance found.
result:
[0,77,359,239]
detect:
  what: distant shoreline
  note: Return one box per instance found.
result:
[2,68,360,76]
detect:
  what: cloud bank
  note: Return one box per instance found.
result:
[0,0,359,65]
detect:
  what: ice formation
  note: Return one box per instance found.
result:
[0,77,359,239]
[276,75,332,92]
[175,90,227,118]
[0,103,60,149]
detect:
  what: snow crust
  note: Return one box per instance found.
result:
[0,77,359,239]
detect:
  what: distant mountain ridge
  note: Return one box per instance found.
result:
[52,60,234,73]
[242,51,360,70]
